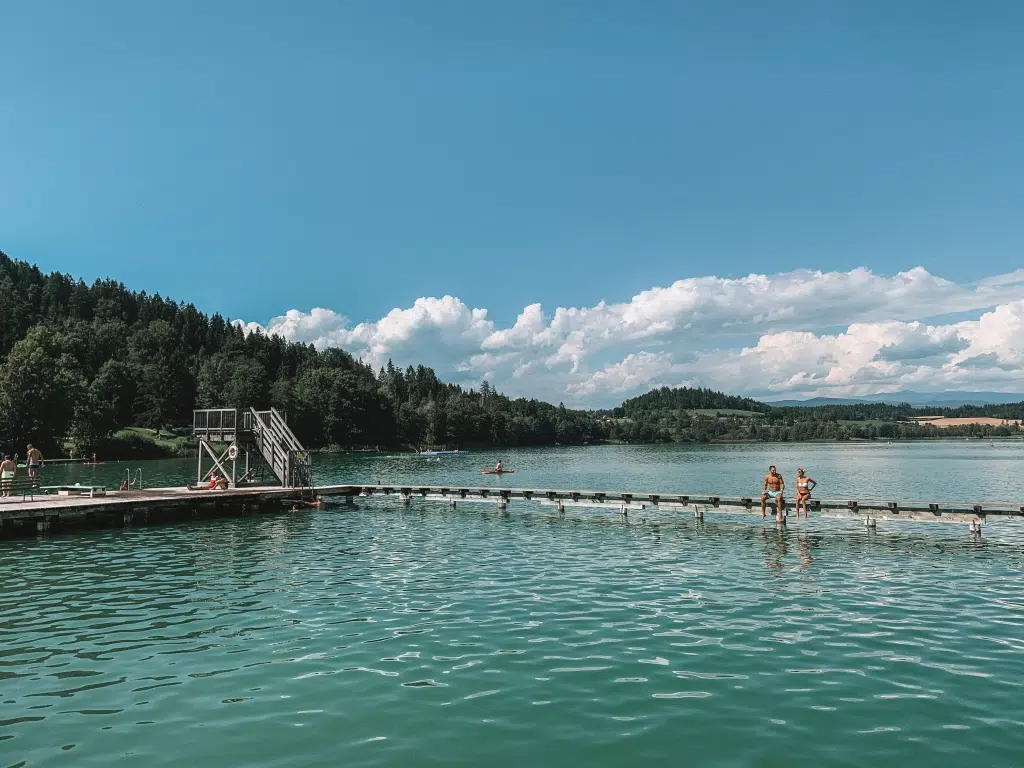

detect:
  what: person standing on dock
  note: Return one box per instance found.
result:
[1,455,15,497]
[794,468,817,519]
[25,444,43,487]
[761,465,785,522]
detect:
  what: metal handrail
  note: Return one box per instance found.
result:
[121,468,143,493]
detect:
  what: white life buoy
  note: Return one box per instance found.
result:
[227,444,238,460]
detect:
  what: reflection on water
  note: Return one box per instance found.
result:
[2,499,1024,767]
[3,442,1024,766]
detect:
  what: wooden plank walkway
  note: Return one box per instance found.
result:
[3,482,1022,535]
[0,485,351,523]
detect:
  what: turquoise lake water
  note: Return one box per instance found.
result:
[2,442,1024,766]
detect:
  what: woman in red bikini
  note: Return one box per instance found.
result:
[795,468,817,519]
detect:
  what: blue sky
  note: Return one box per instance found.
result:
[2,1,1023,403]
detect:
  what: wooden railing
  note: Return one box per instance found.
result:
[193,408,238,442]
[246,408,311,490]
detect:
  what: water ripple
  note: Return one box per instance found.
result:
[3,503,1024,766]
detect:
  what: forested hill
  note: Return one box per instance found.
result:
[610,390,1024,443]
[617,387,770,416]
[0,251,602,455]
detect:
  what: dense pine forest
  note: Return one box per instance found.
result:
[0,251,606,457]
[1,251,1021,458]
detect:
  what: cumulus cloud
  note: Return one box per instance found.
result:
[240,267,1024,404]
[247,296,493,374]
[575,300,1024,401]
[567,352,684,397]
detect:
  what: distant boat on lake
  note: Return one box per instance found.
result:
[418,450,470,457]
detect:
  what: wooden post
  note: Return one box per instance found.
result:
[694,505,704,521]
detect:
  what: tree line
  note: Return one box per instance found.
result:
[1,252,1021,457]
[0,251,603,456]
[606,386,1023,443]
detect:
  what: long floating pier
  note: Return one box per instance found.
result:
[2,483,1023,538]
[345,484,1024,532]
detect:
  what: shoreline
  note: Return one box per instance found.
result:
[63,434,1024,464]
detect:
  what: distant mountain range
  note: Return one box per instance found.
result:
[764,391,1024,408]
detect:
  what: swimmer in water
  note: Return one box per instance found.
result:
[794,468,817,519]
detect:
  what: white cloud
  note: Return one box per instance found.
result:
[567,351,684,397]
[248,296,493,374]
[240,267,1024,404]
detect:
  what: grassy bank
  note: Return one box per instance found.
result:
[86,428,196,461]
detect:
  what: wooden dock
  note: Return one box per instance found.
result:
[2,482,1023,538]
[0,485,348,534]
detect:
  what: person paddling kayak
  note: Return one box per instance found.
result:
[482,461,514,475]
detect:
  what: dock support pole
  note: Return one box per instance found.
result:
[970,519,982,535]
[557,502,564,516]
[694,505,704,521]
[449,498,457,510]
[620,504,627,519]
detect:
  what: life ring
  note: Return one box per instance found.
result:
[227,444,238,460]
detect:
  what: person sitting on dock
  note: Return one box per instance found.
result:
[761,465,785,522]
[794,468,817,519]
[1,455,16,497]
[207,472,228,490]
[25,444,43,487]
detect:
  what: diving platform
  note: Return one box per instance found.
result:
[193,407,312,490]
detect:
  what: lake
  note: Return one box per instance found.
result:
[3,442,1024,766]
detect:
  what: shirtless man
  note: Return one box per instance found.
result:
[495,460,503,473]
[25,444,43,487]
[794,468,817,519]
[0,455,16,497]
[761,464,785,522]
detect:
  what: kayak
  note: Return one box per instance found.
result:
[481,469,515,475]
